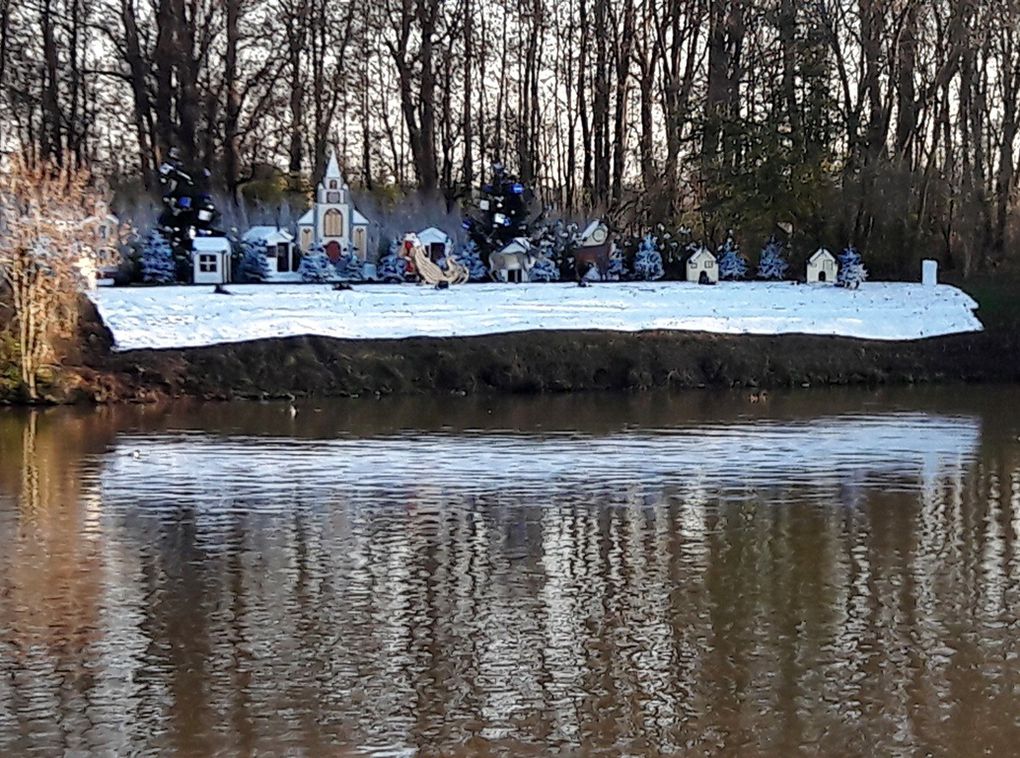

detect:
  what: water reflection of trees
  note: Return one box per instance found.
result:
[1,406,1020,754]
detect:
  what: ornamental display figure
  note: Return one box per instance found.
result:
[462,162,539,261]
[157,147,222,250]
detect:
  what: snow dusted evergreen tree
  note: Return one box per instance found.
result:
[757,237,789,280]
[632,234,665,281]
[377,239,408,283]
[334,243,365,281]
[237,239,271,282]
[297,243,334,282]
[528,255,560,282]
[140,229,177,284]
[455,239,489,281]
[717,232,748,280]
[838,246,868,289]
[607,253,628,281]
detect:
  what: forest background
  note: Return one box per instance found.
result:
[2,0,1020,279]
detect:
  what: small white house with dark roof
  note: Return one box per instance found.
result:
[686,246,718,284]
[242,226,298,278]
[807,248,839,283]
[296,148,370,264]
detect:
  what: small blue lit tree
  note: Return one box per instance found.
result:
[717,232,748,281]
[140,229,177,284]
[377,239,408,283]
[632,234,665,281]
[528,254,560,282]
[838,246,868,289]
[334,243,365,281]
[237,239,271,283]
[757,237,789,280]
[455,239,489,281]
[297,242,334,282]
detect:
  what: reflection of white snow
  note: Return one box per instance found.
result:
[98,413,979,505]
[90,281,983,350]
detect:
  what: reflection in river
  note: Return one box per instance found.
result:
[1,388,1019,755]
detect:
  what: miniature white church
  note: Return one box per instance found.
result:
[297,149,370,263]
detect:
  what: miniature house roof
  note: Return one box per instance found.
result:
[809,248,836,263]
[689,246,716,263]
[192,237,231,254]
[579,220,608,246]
[417,227,452,246]
[497,237,532,257]
[243,226,295,244]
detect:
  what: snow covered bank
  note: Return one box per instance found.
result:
[90,281,982,351]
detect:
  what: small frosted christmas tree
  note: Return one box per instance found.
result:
[455,240,489,281]
[297,243,334,282]
[632,234,665,281]
[717,232,747,281]
[237,239,271,282]
[377,239,408,283]
[334,243,365,281]
[757,237,789,280]
[607,252,628,281]
[528,255,559,282]
[838,246,868,289]
[141,229,177,284]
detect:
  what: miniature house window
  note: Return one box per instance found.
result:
[199,254,217,273]
[277,243,290,272]
[324,209,343,237]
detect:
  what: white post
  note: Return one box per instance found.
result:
[922,259,938,287]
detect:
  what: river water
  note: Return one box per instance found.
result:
[1,388,1018,755]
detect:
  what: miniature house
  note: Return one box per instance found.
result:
[575,220,613,279]
[192,237,232,284]
[807,249,839,283]
[243,226,299,279]
[686,246,718,284]
[296,148,370,263]
[417,227,454,261]
[490,237,534,283]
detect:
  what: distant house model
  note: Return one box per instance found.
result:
[490,237,534,283]
[242,226,298,278]
[417,227,454,261]
[807,249,838,283]
[296,149,370,263]
[687,246,718,284]
[575,220,613,279]
[192,237,232,284]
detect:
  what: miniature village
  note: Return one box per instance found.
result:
[122,148,880,293]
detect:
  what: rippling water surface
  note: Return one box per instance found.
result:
[1,389,1019,755]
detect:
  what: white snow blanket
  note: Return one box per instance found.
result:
[90,281,983,351]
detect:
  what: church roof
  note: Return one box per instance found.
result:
[297,209,314,226]
[353,209,369,226]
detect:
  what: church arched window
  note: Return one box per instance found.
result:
[324,209,344,237]
[329,180,337,189]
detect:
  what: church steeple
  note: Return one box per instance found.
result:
[318,147,348,205]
